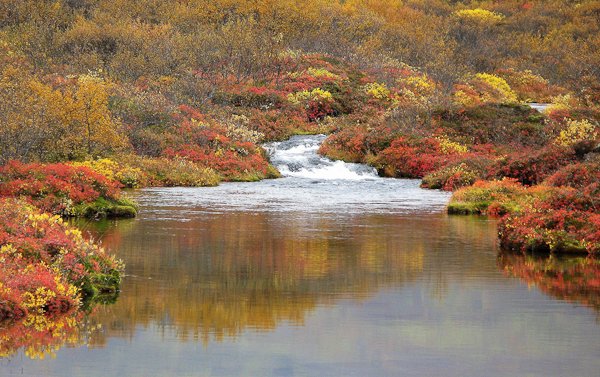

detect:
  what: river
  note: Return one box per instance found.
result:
[1,135,598,376]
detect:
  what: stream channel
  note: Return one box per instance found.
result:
[1,135,598,376]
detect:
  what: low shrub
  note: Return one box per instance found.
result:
[0,199,123,321]
[71,159,145,188]
[488,145,577,185]
[124,155,221,187]
[376,136,464,178]
[0,161,136,218]
[447,178,532,215]
[421,156,493,191]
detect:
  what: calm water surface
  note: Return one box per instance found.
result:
[1,136,598,376]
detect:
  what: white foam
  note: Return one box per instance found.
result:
[266,135,378,180]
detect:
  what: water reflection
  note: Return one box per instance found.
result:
[499,253,600,313]
[0,311,102,360]
[1,182,599,376]
[80,212,495,345]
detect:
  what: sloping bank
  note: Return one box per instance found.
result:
[447,156,600,254]
[0,162,131,321]
[0,199,123,322]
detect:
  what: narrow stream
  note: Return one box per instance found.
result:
[1,135,598,377]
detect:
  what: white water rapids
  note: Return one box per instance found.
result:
[263,134,378,180]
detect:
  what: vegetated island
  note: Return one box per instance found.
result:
[1,1,599,331]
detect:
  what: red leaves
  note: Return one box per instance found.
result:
[165,144,270,180]
[499,186,600,254]
[488,145,577,185]
[0,161,122,214]
[0,199,122,321]
[378,137,455,178]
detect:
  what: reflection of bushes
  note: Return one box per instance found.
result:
[0,311,101,359]
[499,253,600,311]
[86,213,428,345]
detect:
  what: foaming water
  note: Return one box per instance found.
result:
[528,102,550,112]
[264,135,378,180]
[133,135,451,217]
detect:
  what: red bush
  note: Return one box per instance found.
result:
[488,145,577,185]
[0,161,122,215]
[0,199,122,321]
[377,136,462,178]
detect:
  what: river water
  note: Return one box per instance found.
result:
[1,135,598,376]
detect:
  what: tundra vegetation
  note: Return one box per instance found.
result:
[0,0,599,343]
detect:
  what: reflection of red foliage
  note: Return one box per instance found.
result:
[0,311,89,359]
[500,253,600,311]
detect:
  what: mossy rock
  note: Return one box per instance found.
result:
[74,197,138,219]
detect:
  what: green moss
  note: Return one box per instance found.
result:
[74,197,138,219]
[447,201,488,215]
[265,164,281,179]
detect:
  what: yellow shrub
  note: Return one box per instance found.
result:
[454,8,505,23]
[555,119,598,146]
[287,88,333,104]
[436,135,468,154]
[399,74,436,96]
[364,82,390,99]
[71,159,144,188]
[473,73,518,103]
[546,93,577,114]
[306,67,340,79]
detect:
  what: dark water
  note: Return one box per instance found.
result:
[1,136,598,376]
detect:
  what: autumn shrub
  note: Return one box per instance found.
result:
[488,145,577,185]
[0,161,136,218]
[318,126,370,162]
[375,136,464,178]
[164,144,279,182]
[213,86,286,109]
[287,88,336,121]
[71,159,145,188]
[246,109,321,141]
[421,156,493,191]
[0,199,123,321]
[499,208,600,254]
[453,73,517,107]
[447,178,532,215]
[554,118,598,147]
[495,68,564,103]
[438,104,550,146]
[497,182,600,254]
[124,155,221,187]
[544,158,600,189]
[453,8,505,23]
